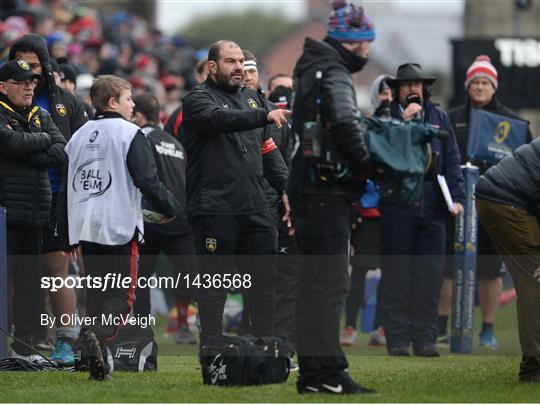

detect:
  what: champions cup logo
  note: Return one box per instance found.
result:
[72,158,112,203]
[56,104,67,117]
[494,121,511,144]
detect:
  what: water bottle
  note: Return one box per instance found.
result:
[360,268,381,333]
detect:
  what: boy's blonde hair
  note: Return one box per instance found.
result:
[90,75,131,112]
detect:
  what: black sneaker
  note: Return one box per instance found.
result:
[388,346,411,356]
[519,356,540,383]
[297,371,376,395]
[81,331,110,381]
[413,345,440,357]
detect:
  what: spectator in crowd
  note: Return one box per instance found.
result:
[9,33,88,364]
[0,59,67,362]
[438,55,533,349]
[340,75,393,348]
[181,40,288,347]
[1,3,206,129]
[475,139,540,383]
[132,93,198,345]
[289,1,374,394]
[60,75,179,380]
[379,63,464,357]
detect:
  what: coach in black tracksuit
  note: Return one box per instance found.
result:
[181,40,289,347]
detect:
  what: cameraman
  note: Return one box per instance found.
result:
[288,1,374,395]
[379,63,465,357]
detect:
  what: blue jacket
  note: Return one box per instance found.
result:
[385,100,465,218]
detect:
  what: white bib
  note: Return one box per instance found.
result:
[66,118,143,245]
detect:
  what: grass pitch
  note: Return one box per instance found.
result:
[1,301,539,402]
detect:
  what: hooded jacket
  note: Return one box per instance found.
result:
[9,34,88,143]
[288,37,370,201]
[0,94,67,228]
[368,74,392,115]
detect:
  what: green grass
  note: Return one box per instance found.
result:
[1,302,539,402]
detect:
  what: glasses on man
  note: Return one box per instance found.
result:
[7,78,39,87]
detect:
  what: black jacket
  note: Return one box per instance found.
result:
[263,100,295,208]
[164,105,184,142]
[476,138,540,217]
[288,37,370,201]
[142,124,191,235]
[0,96,67,228]
[181,77,288,217]
[9,34,88,142]
[448,97,533,173]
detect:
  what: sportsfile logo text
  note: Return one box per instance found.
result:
[41,272,252,292]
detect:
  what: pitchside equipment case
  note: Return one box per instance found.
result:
[75,325,158,372]
[451,164,479,353]
[200,335,290,386]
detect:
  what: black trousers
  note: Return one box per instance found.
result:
[271,205,302,356]
[134,229,198,317]
[379,204,445,350]
[80,240,138,345]
[8,226,42,355]
[292,198,351,382]
[345,217,383,328]
[191,212,277,346]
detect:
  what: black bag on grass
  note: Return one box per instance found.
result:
[75,325,158,372]
[200,334,290,386]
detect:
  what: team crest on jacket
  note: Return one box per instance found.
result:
[32,116,41,128]
[56,104,67,117]
[205,238,217,253]
[247,98,258,109]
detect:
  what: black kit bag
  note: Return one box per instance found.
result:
[200,334,290,386]
[74,325,158,372]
